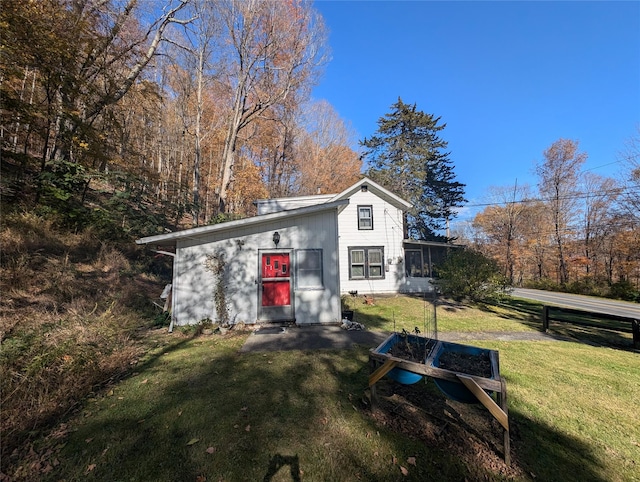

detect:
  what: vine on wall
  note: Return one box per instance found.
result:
[204,251,230,326]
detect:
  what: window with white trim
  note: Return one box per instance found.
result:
[348,247,385,279]
[295,249,323,289]
[357,205,373,230]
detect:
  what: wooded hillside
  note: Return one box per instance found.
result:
[1,0,362,233]
[1,1,363,474]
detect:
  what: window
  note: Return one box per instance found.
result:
[296,249,323,289]
[350,249,365,278]
[349,247,385,279]
[405,249,425,277]
[368,248,383,277]
[358,205,373,230]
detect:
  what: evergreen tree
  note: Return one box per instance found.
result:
[361,98,466,240]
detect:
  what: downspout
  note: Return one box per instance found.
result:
[334,205,341,321]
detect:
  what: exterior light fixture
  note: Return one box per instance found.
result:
[273,231,280,247]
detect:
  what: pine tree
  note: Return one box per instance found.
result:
[361,98,466,240]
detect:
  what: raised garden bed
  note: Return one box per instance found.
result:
[430,341,497,403]
[370,333,500,400]
[375,332,437,384]
[368,332,510,465]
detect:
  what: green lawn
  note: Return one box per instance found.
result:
[11,297,640,482]
[341,294,541,334]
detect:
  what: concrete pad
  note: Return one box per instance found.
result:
[239,325,388,353]
[239,326,568,354]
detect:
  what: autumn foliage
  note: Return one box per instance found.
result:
[1,0,361,232]
[471,139,640,300]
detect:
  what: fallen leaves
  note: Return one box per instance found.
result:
[205,447,216,454]
[391,455,417,476]
[186,438,200,446]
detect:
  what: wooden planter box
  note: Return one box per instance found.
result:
[369,332,510,465]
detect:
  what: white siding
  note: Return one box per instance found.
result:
[256,195,333,215]
[337,189,406,294]
[171,210,341,326]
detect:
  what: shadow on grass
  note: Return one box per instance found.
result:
[378,376,609,482]
[546,322,637,351]
[479,297,543,330]
[499,297,637,352]
[39,334,614,482]
[263,454,301,481]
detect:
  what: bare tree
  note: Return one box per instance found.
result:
[171,0,222,225]
[293,100,362,195]
[618,126,640,224]
[536,139,587,285]
[473,183,532,284]
[214,0,328,213]
[581,173,620,279]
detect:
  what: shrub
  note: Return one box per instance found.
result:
[565,278,608,297]
[609,280,640,302]
[434,249,509,302]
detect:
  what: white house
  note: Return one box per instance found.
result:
[256,177,449,296]
[137,200,347,328]
[137,177,454,328]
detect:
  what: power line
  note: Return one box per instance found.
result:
[583,160,624,173]
[462,184,640,210]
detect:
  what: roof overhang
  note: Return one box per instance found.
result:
[136,199,349,247]
[403,239,465,248]
[331,176,413,211]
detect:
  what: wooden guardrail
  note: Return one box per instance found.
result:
[542,305,639,349]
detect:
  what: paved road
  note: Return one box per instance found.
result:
[511,288,640,319]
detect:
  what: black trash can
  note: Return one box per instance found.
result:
[341,310,354,321]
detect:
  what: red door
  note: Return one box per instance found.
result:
[259,252,293,321]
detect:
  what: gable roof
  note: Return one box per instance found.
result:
[330,177,413,210]
[254,193,335,215]
[255,177,412,214]
[136,199,349,247]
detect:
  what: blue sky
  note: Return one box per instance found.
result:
[311,1,640,226]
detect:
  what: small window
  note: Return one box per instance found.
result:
[296,249,323,289]
[358,205,373,230]
[348,247,385,280]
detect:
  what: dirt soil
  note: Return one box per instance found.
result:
[367,380,526,480]
[388,336,437,363]
[389,337,493,379]
[438,351,492,378]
